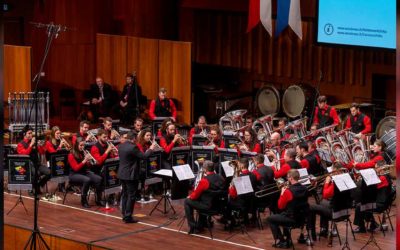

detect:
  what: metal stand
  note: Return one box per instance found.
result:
[149,178,176,216]
[7,190,29,215]
[341,220,351,250]
[360,229,381,250]
[225,211,256,244]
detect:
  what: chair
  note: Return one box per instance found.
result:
[286,209,313,250]
[59,88,77,119]
[327,212,355,248]
[370,186,396,236]
[62,180,82,205]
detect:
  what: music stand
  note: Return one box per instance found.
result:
[152,117,168,135]
[218,148,238,175]
[7,155,33,215]
[222,131,241,149]
[139,149,163,201]
[48,150,69,199]
[191,146,214,174]
[191,134,208,146]
[149,169,176,216]
[100,158,121,212]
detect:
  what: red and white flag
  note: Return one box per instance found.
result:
[247,0,272,36]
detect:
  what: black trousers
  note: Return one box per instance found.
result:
[308,200,332,232]
[120,179,139,221]
[353,205,376,229]
[267,213,296,241]
[34,165,51,188]
[69,171,102,196]
[184,198,209,229]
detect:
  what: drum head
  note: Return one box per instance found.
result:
[282,85,306,118]
[376,116,396,139]
[256,85,280,116]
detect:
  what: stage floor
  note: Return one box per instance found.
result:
[4,190,396,250]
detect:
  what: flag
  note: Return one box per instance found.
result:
[247,0,272,36]
[276,0,302,39]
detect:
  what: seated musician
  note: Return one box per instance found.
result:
[101,117,119,141]
[245,115,255,128]
[136,129,152,153]
[238,128,261,153]
[306,124,319,141]
[72,120,91,145]
[271,149,301,179]
[307,141,321,165]
[308,163,346,240]
[157,117,175,137]
[345,103,372,137]
[159,123,186,169]
[149,87,177,121]
[132,118,144,134]
[206,125,225,150]
[90,129,118,174]
[188,115,208,145]
[265,132,286,166]
[88,76,114,121]
[353,160,392,233]
[16,125,50,194]
[349,140,385,170]
[266,169,309,248]
[184,160,225,234]
[277,118,293,142]
[227,158,257,223]
[296,142,325,176]
[68,137,103,208]
[312,95,339,129]
[252,154,275,189]
[44,126,71,160]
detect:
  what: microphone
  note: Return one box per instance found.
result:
[30,22,73,38]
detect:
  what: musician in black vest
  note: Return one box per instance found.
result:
[345,103,372,136]
[72,120,90,146]
[252,154,274,189]
[149,87,177,121]
[16,126,50,193]
[44,126,71,161]
[119,72,143,125]
[312,95,339,129]
[88,77,114,121]
[68,137,103,208]
[188,116,209,145]
[266,169,309,248]
[118,131,155,223]
[184,160,225,234]
[272,148,302,179]
[296,142,325,176]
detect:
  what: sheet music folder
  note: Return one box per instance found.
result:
[153,169,173,178]
[332,173,357,192]
[359,168,381,186]
[233,175,254,195]
[172,164,195,181]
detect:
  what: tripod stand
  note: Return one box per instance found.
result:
[7,189,29,215]
[360,227,381,250]
[149,177,176,216]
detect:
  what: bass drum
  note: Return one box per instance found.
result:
[376,116,396,139]
[282,84,317,118]
[256,85,280,116]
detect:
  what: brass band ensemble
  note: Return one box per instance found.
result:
[7,86,396,249]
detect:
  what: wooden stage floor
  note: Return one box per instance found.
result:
[4,190,396,250]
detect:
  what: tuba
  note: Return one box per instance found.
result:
[219,109,247,131]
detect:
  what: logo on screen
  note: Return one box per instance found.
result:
[324,23,334,35]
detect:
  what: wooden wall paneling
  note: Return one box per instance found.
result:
[137,38,159,100]
[127,36,140,81]
[158,40,174,93]
[96,34,113,83]
[4,45,31,100]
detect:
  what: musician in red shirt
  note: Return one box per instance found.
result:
[90,129,118,174]
[271,149,301,179]
[44,126,71,159]
[149,88,177,121]
[296,142,324,176]
[351,140,385,170]
[188,116,209,145]
[238,128,261,153]
[345,103,372,136]
[72,120,91,145]
[312,96,339,129]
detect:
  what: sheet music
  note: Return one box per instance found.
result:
[360,168,381,186]
[172,164,195,181]
[317,148,332,163]
[233,175,254,195]
[154,169,173,177]
[327,167,332,173]
[332,173,357,192]
[297,168,311,185]
[263,154,273,167]
[221,161,234,177]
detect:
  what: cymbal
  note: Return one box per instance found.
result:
[333,102,375,110]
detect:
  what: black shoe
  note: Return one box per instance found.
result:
[319,228,328,238]
[297,233,306,244]
[276,240,291,249]
[353,227,367,233]
[368,222,379,232]
[188,227,202,235]
[124,217,138,223]
[96,200,106,207]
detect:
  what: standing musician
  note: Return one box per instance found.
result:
[184,160,225,234]
[149,87,177,121]
[296,142,324,176]
[68,137,103,208]
[188,115,209,145]
[16,125,50,194]
[349,140,385,170]
[266,169,310,248]
[252,154,275,189]
[312,95,339,129]
[118,131,156,223]
[271,149,301,179]
[238,128,261,153]
[101,117,119,141]
[119,72,143,125]
[72,120,91,145]
[44,126,71,159]
[345,103,372,136]
[133,118,144,134]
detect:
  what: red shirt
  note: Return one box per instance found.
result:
[252,163,265,181]
[68,153,89,172]
[354,152,384,170]
[90,142,110,166]
[272,163,291,179]
[300,157,310,169]
[189,172,215,200]
[44,140,61,153]
[345,112,372,134]
[278,188,293,210]
[322,181,334,200]
[159,136,184,154]
[17,139,45,155]
[377,175,389,189]
[313,105,339,127]
[149,99,177,120]
[229,169,250,199]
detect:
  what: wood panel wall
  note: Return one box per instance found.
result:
[3,45,31,100]
[4,224,109,250]
[96,34,192,124]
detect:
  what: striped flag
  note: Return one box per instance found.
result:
[276,0,302,39]
[247,0,272,36]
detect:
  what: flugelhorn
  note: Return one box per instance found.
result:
[84,150,97,165]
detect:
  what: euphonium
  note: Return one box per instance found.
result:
[84,149,97,165]
[194,168,204,189]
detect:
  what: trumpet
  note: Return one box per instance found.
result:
[84,149,97,165]
[111,129,121,140]
[151,138,162,150]
[177,134,188,145]
[87,131,98,142]
[107,141,119,153]
[60,136,72,150]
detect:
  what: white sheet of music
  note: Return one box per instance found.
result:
[221,161,234,177]
[297,168,311,185]
[332,173,357,192]
[154,169,173,177]
[360,168,381,186]
[327,167,332,173]
[172,164,195,181]
[233,175,254,195]
[263,154,273,167]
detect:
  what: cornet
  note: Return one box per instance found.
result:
[84,150,97,165]
[107,141,119,153]
[111,129,121,140]
[60,136,72,150]
[151,138,162,150]
[177,134,188,145]
[87,131,98,142]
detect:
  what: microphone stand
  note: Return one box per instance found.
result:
[133,75,140,118]
[24,22,67,250]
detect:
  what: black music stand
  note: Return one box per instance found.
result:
[152,117,168,135]
[222,131,241,149]
[48,150,70,198]
[100,158,121,211]
[191,134,208,146]
[191,146,214,174]
[149,170,176,216]
[7,155,33,215]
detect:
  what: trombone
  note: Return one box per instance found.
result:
[84,149,97,165]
